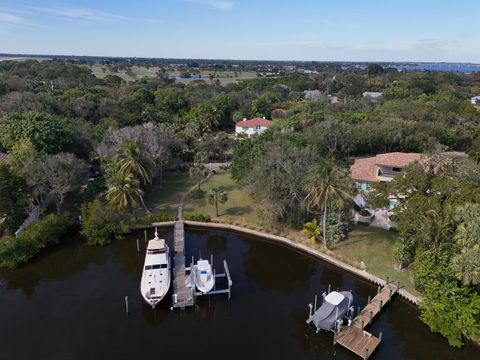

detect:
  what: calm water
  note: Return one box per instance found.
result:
[0,227,478,360]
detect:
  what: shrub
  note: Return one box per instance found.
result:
[184,213,211,222]
[80,200,131,245]
[0,214,70,269]
[81,178,107,203]
[144,212,176,223]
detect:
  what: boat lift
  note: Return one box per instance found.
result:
[188,254,233,300]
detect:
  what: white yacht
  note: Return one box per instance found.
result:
[193,259,215,294]
[140,233,171,308]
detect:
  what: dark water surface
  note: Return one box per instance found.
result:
[0,227,478,360]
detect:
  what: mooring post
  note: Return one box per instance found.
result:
[379,300,383,309]
[379,331,383,341]
[125,296,129,314]
[361,320,364,328]
[357,305,361,315]
[369,310,373,324]
[377,285,381,294]
[314,295,317,311]
[136,239,140,252]
[364,348,369,359]
[144,229,147,243]
[386,276,390,285]
[333,331,337,346]
[367,295,371,304]
[328,284,331,293]
[397,281,400,290]
[389,289,393,300]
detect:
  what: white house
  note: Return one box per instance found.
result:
[362,91,384,99]
[303,90,321,100]
[235,117,272,138]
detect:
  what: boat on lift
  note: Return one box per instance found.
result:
[193,259,215,293]
[140,232,171,308]
[306,290,354,332]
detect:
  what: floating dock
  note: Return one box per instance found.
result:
[334,282,399,359]
[171,207,232,310]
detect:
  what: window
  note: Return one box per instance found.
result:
[242,127,248,130]
[255,125,261,130]
[392,167,402,172]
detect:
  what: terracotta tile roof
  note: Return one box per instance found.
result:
[375,152,423,167]
[0,152,8,163]
[235,118,272,128]
[350,157,378,182]
[350,152,424,183]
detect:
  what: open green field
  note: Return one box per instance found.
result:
[86,63,258,84]
[146,170,415,293]
[332,225,416,294]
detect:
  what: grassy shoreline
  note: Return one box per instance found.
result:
[146,169,417,294]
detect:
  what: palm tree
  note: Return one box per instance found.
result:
[416,207,454,251]
[207,187,228,217]
[105,173,143,210]
[451,249,480,286]
[189,164,209,191]
[303,156,352,246]
[301,219,322,245]
[117,139,152,185]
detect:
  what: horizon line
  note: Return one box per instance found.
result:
[1,52,479,65]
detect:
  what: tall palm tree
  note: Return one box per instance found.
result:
[207,187,228,217]
[116,140,152,213]
[303,156,352,246]
[301,219,322,245]
[105,173,143,210]
[117,139,152,185]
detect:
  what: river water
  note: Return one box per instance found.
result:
[0,227,478,360]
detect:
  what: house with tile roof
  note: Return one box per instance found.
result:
[350,152,424,191]
[235,117,272,138]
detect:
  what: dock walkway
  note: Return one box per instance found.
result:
[335,283,398,359]
[171,208,195,309]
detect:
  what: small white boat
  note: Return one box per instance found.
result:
[193,259,215,293]
[140,233,171,308]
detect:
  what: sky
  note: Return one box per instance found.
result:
[0,0,479,62]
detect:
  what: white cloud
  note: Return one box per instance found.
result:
[28,6,125,22]
[186,0,235,10]
[0,11,23,24]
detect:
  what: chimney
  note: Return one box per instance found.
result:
[243,117,247,122]
[262,116,265,119]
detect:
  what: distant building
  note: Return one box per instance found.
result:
[470,96,480,104]
[362,91,384,99]
[304,90,321,100]
[327,94,340,104]
[350,152,424,191]
[0,152,8,163]
[235,117,272,138]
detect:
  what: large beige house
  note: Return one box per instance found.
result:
[350,152,424,191]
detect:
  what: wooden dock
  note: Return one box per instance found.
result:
[171,208,195,309]
[335,283,398,359]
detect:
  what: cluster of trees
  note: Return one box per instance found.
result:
[366,158,480,346]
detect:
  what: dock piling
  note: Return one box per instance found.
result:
[136,239,140,252]
[125,296,129,314]
[144,229,147,243]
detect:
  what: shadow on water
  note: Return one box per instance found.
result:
[0,227,478,360]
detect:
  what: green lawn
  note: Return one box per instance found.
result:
[183,171,257,224]
[145,172,197,212]
[332,225,416,294]
[86,63,258,84]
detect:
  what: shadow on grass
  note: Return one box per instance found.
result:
[226,206,253,216]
